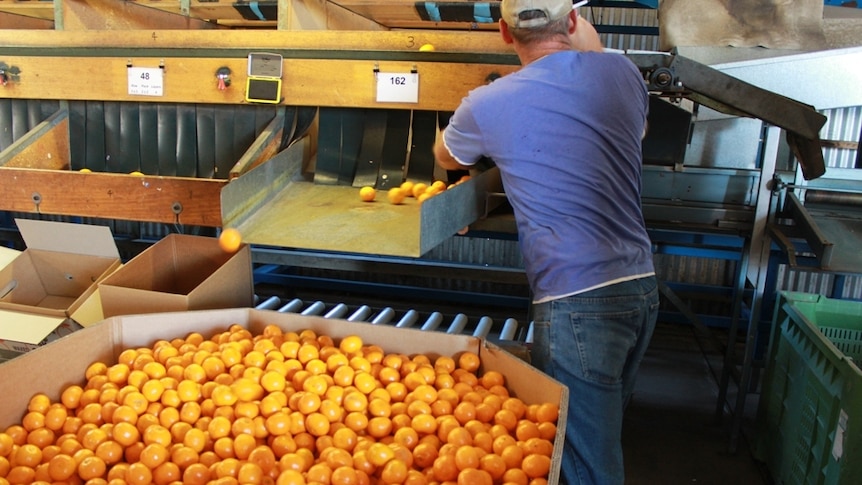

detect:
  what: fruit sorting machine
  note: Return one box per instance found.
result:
[1,29,860,452]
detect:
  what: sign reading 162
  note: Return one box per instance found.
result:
[375,71,418,104]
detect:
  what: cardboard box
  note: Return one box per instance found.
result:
[0,219,120,361]
[0,245,19,269]
[0,309,568,484]
[98,233,253,318]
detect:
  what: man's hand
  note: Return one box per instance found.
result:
[434,130,469,171]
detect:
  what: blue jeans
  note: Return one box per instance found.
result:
[531,276,659,485]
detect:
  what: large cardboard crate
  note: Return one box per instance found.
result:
[754,291,862,485]
[0,219,120,361]
[98,233,253,318]
[0,308,568,484]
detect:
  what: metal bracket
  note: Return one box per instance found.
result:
[625,50,827,180]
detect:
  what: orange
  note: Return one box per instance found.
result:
[153,461,182,485]
[47,453,78,481]
[359,186,376,202]
[387,187,407,205]
[139,442,170,469]
[479,370,504,389]
[95,440,124,466]
[521,437,554,457]
[14,443,43,467]
[77,455,107,481]
[535,403,559,424]
[219,228,243,253]
[233,433,257,460]
[500,444,524,470]
[305,412,330,437]
[522,453,552,479]
[411,183,428,198]
[412,441,438,469]
[275,468,305,485]
[454,445,481,471]
[502,397,527,420]
[380,458,409,484]
[457,352,481,373]
[61,385,85,410]
[432,454,459,482]
[400,181,415,196]
[339,335,364,355]
[494,408,518,432]
[516,421,542,442]
[183,462,212,485]
[537,421,557,441]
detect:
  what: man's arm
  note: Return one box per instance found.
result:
[433,130,471,171]
[571,16,604,53]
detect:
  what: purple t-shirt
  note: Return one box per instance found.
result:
[442,50,655,303]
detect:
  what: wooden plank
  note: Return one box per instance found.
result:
[128,0,259,21]
[0,55,519,111]
[330,0,500,30]
[0,169,226,226]
[58,0,221,30]
[0,111,69,170]
[0,1,54,21]
[0,11,54,28]
[0,29,511,54]
[229,110,286,179]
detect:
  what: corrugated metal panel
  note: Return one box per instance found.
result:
[653,254,736,287]
[820,105,861,169]
[775,265,862,300]
[424,235,523,268]
[582,6,661,52]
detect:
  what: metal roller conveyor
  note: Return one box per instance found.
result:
[805,190,862,208]
[771,185,862,273]
[252,295,530,361]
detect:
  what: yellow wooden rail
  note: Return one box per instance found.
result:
[0,31,518,110]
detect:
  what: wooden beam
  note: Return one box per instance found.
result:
[0,29,511,54]
[0,111,69,170]
[0,169,226,226]
[229,110,286,179]
[0,55,517,110]
[0,11,54,28]
[330,0,500,30]
[126,0,258,21]
[0,1,54,21]
[57,0,221,30]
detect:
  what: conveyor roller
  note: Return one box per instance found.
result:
[251,294,531,361]
[805,189,862,208]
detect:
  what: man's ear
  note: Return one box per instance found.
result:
[499,19,514,44]
[567,10,578,35]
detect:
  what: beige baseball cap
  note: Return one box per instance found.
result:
[501,0,573,28]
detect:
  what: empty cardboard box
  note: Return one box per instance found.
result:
[98,233,253,318]
[0,219,121,360]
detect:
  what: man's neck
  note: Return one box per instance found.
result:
[516,38,574,65]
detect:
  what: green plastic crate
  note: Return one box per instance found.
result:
[754,292,862,485]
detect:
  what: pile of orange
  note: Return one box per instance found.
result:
[0,324,558,485]
[360,176,472,207]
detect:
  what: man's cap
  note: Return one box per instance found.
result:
[501,0,572,29]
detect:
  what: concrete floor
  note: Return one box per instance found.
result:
[621,322,773,485]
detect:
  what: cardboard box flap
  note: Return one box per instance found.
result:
[16,218,120,259]
[0,309,66,345]
[0,246,20,271]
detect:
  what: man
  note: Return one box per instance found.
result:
[433,1,659,483]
